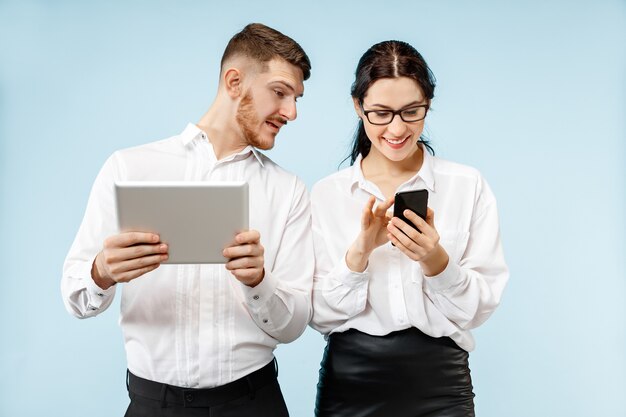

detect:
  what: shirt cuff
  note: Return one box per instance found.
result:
[82,262,116,309]
[423,260,463,293]
[332,258,370,289]
[240,270,279,310]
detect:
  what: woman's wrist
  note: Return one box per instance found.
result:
[420,244,449,277]
[345,242,372,273]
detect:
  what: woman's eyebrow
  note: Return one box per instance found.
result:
[365,100,425,109]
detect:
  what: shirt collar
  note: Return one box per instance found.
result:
[179,123,265,167]
[349,144,436,195]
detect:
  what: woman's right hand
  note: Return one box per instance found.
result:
[345,195,394,272]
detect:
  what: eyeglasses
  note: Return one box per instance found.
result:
[360,103,429,125]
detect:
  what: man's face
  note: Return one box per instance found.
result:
[235,59,305,150]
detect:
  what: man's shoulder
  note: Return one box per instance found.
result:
[253,151,305,187]
[114,134,182,157]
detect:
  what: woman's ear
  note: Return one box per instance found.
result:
[223,67,243,98]
[353,97,363,118]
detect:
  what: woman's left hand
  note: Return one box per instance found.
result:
[387,207,449,277]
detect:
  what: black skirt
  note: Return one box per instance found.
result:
[315,327,475,417]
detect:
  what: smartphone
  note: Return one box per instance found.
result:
[393,189,429,233]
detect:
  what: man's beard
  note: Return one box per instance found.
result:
[236,91,271,150]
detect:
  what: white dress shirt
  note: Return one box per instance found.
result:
[309,149,508,351]
[62,123,313,388]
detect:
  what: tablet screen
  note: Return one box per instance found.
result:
[115,181,248,264]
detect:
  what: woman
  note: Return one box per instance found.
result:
[310,40,509,417]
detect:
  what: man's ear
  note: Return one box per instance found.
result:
[223,67,243,98]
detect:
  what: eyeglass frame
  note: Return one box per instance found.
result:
[359,102,430,125]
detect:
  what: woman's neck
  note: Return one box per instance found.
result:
[360,145,424,199]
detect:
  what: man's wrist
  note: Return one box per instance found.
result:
[91,257,116,290]
[245,269,265,288]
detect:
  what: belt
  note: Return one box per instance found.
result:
[127,359,278,408]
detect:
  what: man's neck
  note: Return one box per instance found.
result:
[196,105,249,160]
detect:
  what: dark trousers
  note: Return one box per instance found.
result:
[316,328,475,417]
[125,359,289,417]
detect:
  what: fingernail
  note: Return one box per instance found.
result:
[160,244,167,251]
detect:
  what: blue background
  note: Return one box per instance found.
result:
[1,1,625,416]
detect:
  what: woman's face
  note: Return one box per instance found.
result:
[355,76,428,163]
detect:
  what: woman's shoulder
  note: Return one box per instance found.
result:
[311,166,354,198]
[430,155,484,181]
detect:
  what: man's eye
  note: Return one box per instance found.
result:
[274,90,285,98]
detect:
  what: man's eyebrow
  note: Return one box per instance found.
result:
[271,80,304,98]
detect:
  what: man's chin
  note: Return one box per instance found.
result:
[249,134,276,151]
[255,141,275,151]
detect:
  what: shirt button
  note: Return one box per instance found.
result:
[262,319,268,324]
[97,293,104,297]
[89,307,97,311]
[185,393,194,403]
[253,295,259,300]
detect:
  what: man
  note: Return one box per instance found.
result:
[62,23,312,416]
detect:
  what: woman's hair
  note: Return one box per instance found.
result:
[347,40,436,165]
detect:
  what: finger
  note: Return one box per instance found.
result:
[373,198,391,218]
[402,210,429,233]
[105,232,160,249]
[116,263,161,283]
[404,209,438,240]
[223,243,263,259]
[108,243,168,263]
[109,253,169,275]
[390,216,425,243]
[234,230,261,245]
[225,256,263,271]
[425,207,435,227]
[364,195,376,212]
[380,196,395,212]
[387,221,422,253]
[361,204,372,229]
[361,196,376,229]
[387,233,420,262]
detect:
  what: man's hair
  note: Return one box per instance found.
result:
[220,23,311,80]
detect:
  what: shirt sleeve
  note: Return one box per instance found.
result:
[309,190,370,335]
[61,154,121,318]
[239,179,314,343]
[422,177,509,330]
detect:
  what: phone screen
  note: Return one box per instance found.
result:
[393,189,429,233]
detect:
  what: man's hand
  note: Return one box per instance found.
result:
[92,232,169,289]
[223,230,265,287]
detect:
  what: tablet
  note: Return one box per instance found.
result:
[115,181,249,264]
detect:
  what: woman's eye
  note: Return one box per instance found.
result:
[403,109,418,116]
[374,111,389,117]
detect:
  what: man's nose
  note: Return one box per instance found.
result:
[280,100,297,121]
